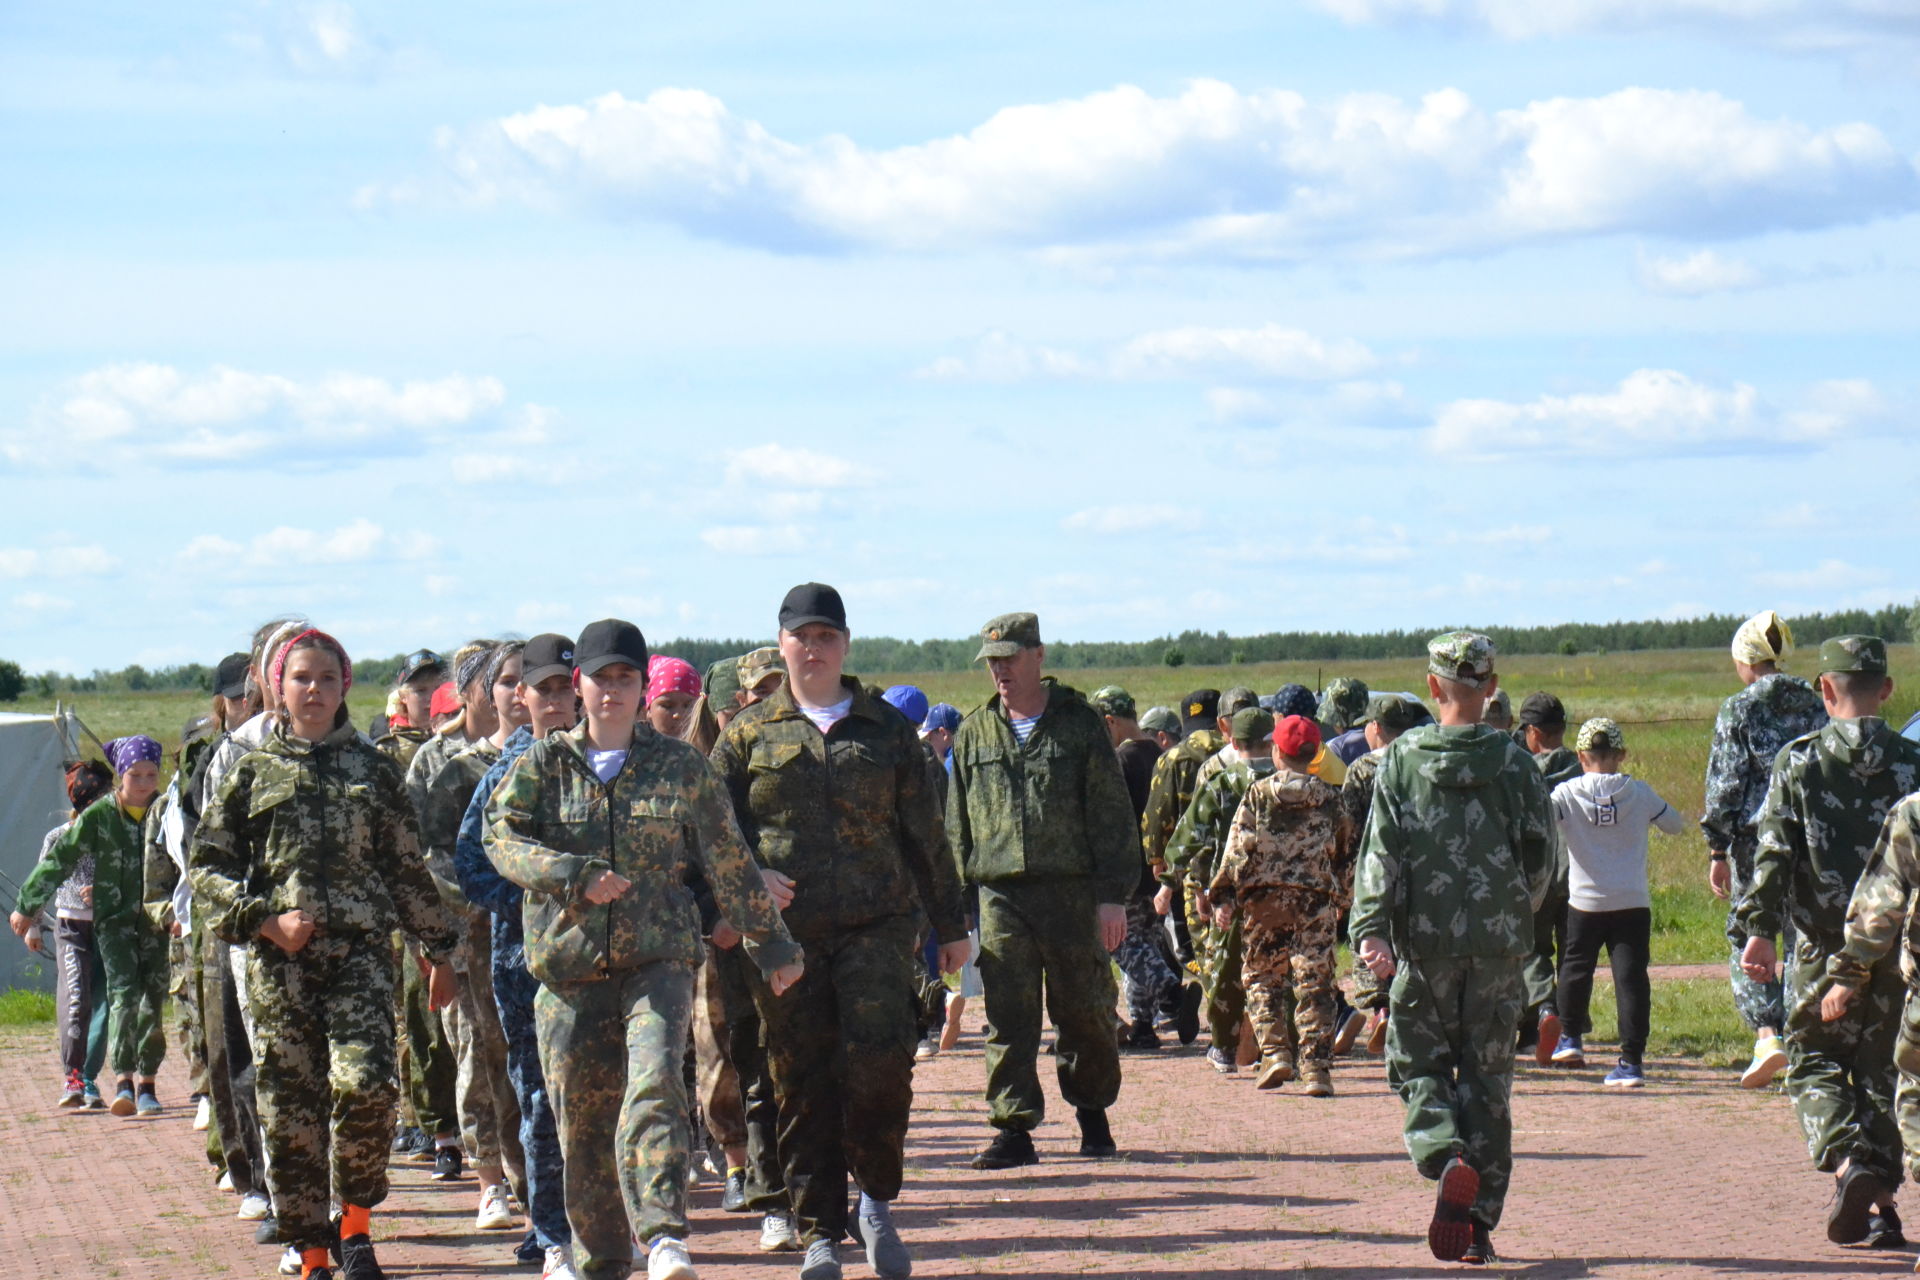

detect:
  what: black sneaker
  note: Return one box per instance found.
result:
[1829,1165,1888,1244]
[337,1233,385,1280]
[1862,1207,1907,1249]
[1123,1020,1160,1051]
[721,1167,751,1212]
[1076,1107,1117,1158]
[406,1129,438,1163]
[254,1216,281,1246]
[970,1128,1038,1170]
[1461,1223,1496,1265]
[432,1144,465,1182]
[514,1229,543,1263]
[391,1125,419,1153]
[1174,982,1203,1046]
[1427,1157,1479,1262]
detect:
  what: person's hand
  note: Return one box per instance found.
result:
[79,885,92,907]
[1211,904,1234,929]
[761,868,796,911]
[1708,857,1731,900]
[768,962,804,996]
[1358,936,1396,980]
[8,911,32,940]
[1153,884,1174,917]
[1741,935,1777,983]
[938,937,972,975]
[1096,903,1126,952]
[1195,889,1212,918]
[583,870,631,904]
[711,919,742,950]
[1822,983,1857,1022]
[260,909,316,955]
[23,925,44,954]
[169,922,183,938]
[427,961,457,1011]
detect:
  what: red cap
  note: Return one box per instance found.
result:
[1272,714,1322,760]
[429,681,462,720]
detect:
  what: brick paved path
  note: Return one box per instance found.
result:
[4,1014,1911,1279]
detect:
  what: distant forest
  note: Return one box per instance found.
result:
[14,601,1919,697]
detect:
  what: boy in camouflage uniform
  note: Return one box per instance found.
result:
[1735,636,1919,1248]
[1338,693,1428,1051]
[1213,714,1354,1095]
[1143,688,1223,966]
[1351,632,1553,1265]
[1516,691,1580,1063]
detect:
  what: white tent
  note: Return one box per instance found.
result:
[0,707,85,994]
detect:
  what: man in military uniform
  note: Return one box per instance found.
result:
[1316,677,1370,737]
[1339,693,1429,1052]
[1704,610,1828,1088]
[947,612,1138,1170]
[1516,692,1580,1062]
[1351,632,1553,1265]
[1144,689,1222,968]
[1735,636,1919,1248]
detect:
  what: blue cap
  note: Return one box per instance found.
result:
[922,702,962,734]
[882,684,930,727]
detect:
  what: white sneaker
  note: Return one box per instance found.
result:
[647,1235,697,1280]
[192,1095,212,1131]
[236,1192,272,1221]
[1742,1034,1788,1089]
[542,1244,578,1280]
[759,1209,801,1252]
[476,1183,517,1230]
[216,1170,236,1193]
[914,1038,937,1061]
[277,1246,302,1276]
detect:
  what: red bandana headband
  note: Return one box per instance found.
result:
[270,627,354,695]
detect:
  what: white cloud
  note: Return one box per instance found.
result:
[0,544,120,579]
[1061,504,1183,535]
[1458,525,1555,547]
[1752,558,1889,591]
[235,2,386,79]
[10,363,545,473]
[1210,379,1421,430]
[700,524,807,556]
[1429,369,1891,457]
[1636,247,1765,297]
[408,81,1920,263]
[11,592,74,616]
[177,519,438,570]
[724,443,878,489]
[924,324,1378,383]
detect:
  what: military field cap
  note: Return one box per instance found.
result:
[1318,676,1369,719]
[1180,688,1222,730]
[1366,692,1428,734]
[1819,634,1888,675]
[1091,685,1137,719]
[215,652,251,700]
[520,633,575,687]
[1272,713,1321,760]
[396,647,445,685]
[1221,686,1261,719]
[779,582,847,633]
[738,646,784,691]
[1483,688,1512,718]
[1230,706,1275,743]
[1428,631,1496,688]
[706,655,744,709]
[1575,717,1627,753]
[1517,691,1567,730]
[576,619,649,678]
[1140,706,1181,736]
[976,612,1042,661]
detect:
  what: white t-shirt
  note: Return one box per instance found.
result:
[797,695,854,735]
[1552,772,1685,913]
[587,748,628,783]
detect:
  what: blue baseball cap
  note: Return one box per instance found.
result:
[922,702,962,734]
[882,684,930,727]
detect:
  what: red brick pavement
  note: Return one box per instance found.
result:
[3,1015,1910,1279]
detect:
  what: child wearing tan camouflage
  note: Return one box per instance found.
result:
[1212,714,1354,1095]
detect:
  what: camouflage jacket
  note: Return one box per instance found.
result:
[190,721,458,959]
[1340,748,1384,847]
[374,724,430,777]
[456,725,537,954]
[1212,770,1354,908]
[420,737,502,918]
[946,679,1140,905]
[141,790,178,932]
[485,720,801,984]
[1164,750,1268,893]
[1143,729,1225,882]
[1350,723,1554,960]
[1829,794,1920,989]
[16,792,151,929]
[1701,674,1827,855]
[1738,717,1920,948]
[711,677,964,945]
[1536,746,1581,791]
[406,732,475,825]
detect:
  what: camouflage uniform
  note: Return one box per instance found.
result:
[1166,749,1267,1056]
[1736,698,1920,1187]
[1522,746,1581,1020]
[710,677,964,1247]
[1317,678,1370,736]
[1828,796,1920,1183]
[1349,635,1554,1233]
[1341,749,1389,1012]
[192,721,459,1252]
[17,792,169,1079]
[1703,673,1828,1032]
[1144,727,1227,958]
[1213,772,1354,1069]
[486,721,801,1280]
[947,677,1137,1134]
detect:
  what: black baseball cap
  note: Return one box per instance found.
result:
[214,652,250,699]
[1180,688,1221,731]
[396,648,446,685]
[575,620,648,678]
[779,582,848,632]
[521,633,576,686]
[1517,692,1567,730]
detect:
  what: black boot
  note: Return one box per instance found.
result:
[1076,1107,1116,1158]
[970,1128,1038,1170]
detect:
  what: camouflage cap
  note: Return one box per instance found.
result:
[1428,631,1496,689]
[1575,717,1627,753]
[1366,692,1429,734]
[1230,706,1276,743]
[1483,688,1512,719]
[976,612,1042,661]
[1139,706,1182,736]
[738,646,784,691]
[1317,676,1370,722]
[1221,686,1261,718]
[705,655,744,709]
[1818,634,1888,676]
[1090,685,1137,719]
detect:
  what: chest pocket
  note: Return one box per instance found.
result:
[625,797,691,872]
[247,766,301,820]
[749,742,807,772]
[557,789,600,826]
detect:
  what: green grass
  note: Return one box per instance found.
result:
[0,988,54,1025]
[1583,976,1751,1067]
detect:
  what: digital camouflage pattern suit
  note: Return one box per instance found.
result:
[1166,747,1268,1057]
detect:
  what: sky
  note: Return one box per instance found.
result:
[4,1,1918,675]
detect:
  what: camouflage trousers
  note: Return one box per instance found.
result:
[493,941,569,1248]
[1521,872,1568,1015]
[693,945,746,1151]
[752,917,919,1246]
[247,932,398,1250]
[200,919,263,1198]
[978,880,1122,1131]
[1204,914,1247,1054]
[538,961,695,1280]
[707,941,784,1211]
[1115,895,1184,1025]
[1725,841,1788,1033]
[1894,991,1920,1184]
[171,932,207,1096]
[402,942,460,1137]
[1241,889,1338,1069]
[1385,955,1523,1231]
[95,916,169,1078]
[1782,949,1904,1185]
[444,912,526,1188]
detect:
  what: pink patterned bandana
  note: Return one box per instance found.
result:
[647,655,702,706]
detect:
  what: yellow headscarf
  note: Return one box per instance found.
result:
[1731,610,1793,667]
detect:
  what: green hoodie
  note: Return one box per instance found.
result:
[1349,723,1554,960]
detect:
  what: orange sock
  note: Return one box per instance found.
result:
[339,1204,372,1238]
[299,1246,330,1277]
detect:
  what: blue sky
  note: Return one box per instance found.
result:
[4,1,1917,674]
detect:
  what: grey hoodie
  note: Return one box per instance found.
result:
[1551,772,1683,913]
